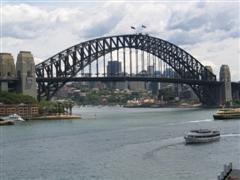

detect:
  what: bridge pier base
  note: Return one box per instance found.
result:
[202,85,221,107]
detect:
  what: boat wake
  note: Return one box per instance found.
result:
[221,133,240,137]
[188,119,213,123]
[82,115,97,120]
[167,119,213,126]
[143,137,184,159]
[143,133,240,160]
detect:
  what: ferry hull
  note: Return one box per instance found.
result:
[213,108,240,120]
[213,114,240,120]
[184,136,220,144]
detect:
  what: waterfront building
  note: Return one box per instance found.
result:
[128,81,146,92]
[128,70,148,92]
[147,65,154,76]
[115,81,128,90]
[0,103,39,119]
[146,65,158,95]
[107,61,123,90]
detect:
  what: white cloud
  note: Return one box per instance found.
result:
[1,1,239,81]
[182,37,240,81]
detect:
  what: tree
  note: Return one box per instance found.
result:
[158,88,175,101]
[0,91,37,104]
[67,100,74,115]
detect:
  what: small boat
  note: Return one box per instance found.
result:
[213,108,240,120]
[184,129,220,144]
[0,114,25,122]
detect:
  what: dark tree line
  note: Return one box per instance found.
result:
[0,91,37,104]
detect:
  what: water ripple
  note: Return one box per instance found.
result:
[167,119,213,126]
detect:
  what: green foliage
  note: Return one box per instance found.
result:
[107,95,119,104]
[224,101,232,107]
[0,91,37,104]
[38,101,57,114]
[73,89,141,105]
[86,92,101,105]
[158,88,175,101]
[232,100,240,106]
[38,100,74,115]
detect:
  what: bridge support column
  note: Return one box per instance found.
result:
[219,65,232,106]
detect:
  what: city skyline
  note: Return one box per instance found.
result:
[1,1,239,81]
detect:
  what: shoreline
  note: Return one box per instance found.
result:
[77,104,206,108]
[0,120,15,126]
[31,114,81,120]
[77,104,240,109]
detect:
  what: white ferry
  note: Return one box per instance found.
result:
[0,114,25,122]
[184,129,220,144]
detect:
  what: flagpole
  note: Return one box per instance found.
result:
[141,24,147,35]
[131,26,137,34]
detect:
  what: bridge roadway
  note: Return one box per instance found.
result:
[36,76,223,86]
[1,76,238,88]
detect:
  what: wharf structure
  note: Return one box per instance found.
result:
[217,163,240,180]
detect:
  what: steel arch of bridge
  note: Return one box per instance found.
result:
[35,34,217,101]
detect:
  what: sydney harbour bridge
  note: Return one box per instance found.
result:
[1,34,239,106]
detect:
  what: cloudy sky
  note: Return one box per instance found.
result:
[1,0,239,81]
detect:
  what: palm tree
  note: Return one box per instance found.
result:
[68,100,74,115]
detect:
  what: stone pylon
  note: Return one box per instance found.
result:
[16,51,37,99]
[0,53,16,91]
[219,65,232,105]
[0,53,16,78]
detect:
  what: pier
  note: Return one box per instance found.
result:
[218,163,240,180]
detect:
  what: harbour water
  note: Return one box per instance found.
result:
[0,107,240,180]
